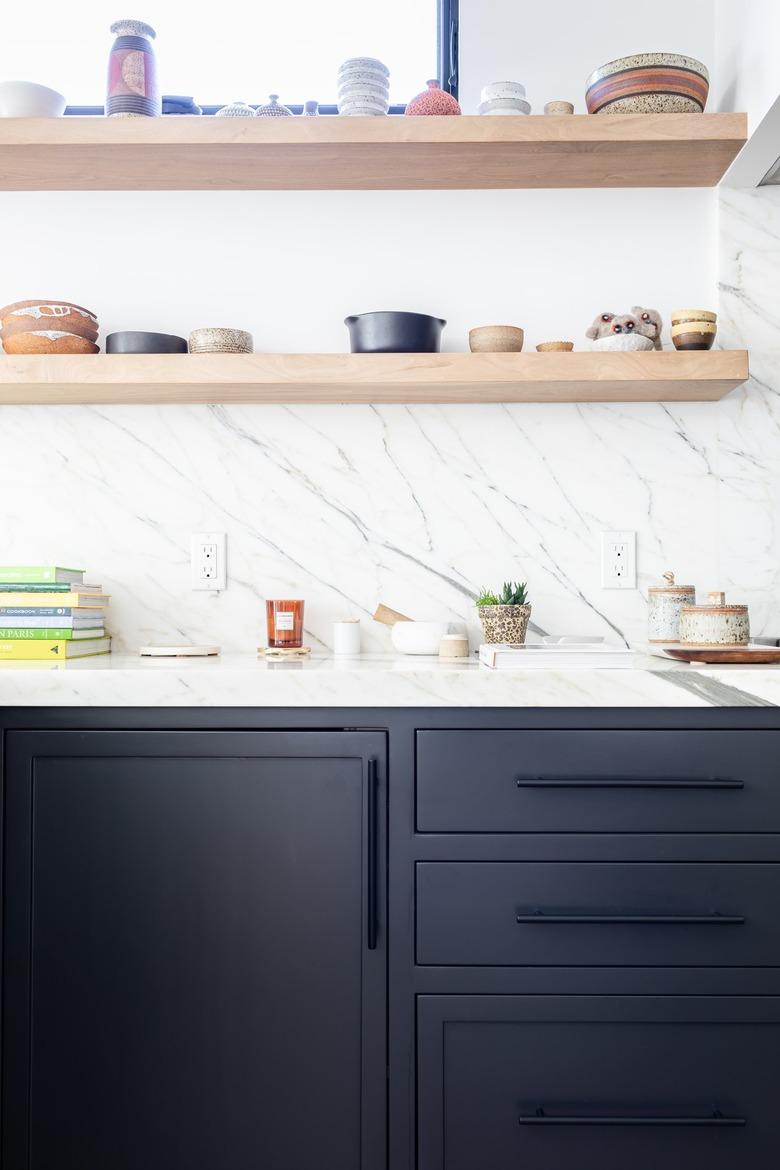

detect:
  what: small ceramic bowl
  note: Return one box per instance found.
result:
[671,321,717,351]
[544,100,575,115]
[0,81,66,117]
[585,52,709,114]
[189,327,253,354]
[215,101,255,117]
[477,97,531,116]
[106,331,188,354]
[469,325,524,353]
[391,620,467,655]
[536,341,574,352]
[591,333,654,353]
[671,308,717,324]
[480,81,526,103]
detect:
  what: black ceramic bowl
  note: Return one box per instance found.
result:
[344,311,446,353]
[106,331,188,354]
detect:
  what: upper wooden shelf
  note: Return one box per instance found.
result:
[0,351,748,405]
[0,113,746,190]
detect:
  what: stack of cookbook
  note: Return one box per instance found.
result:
[0,565,111,660]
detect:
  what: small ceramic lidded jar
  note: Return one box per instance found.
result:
[254,94,294,117]
[679,591,750,646]
[107,20,160,117]
[647,571,696,643]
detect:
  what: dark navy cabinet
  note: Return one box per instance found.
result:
[2,708,780,1170]
[1,730,387,1170]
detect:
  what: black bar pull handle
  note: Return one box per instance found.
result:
[516,911,745,926]
[366,758,379,950]
[519,1107,745,1127]
[516,777,744,790]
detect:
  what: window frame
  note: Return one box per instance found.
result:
[64,0,458,116]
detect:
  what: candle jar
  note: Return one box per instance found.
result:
[266,599,305,648]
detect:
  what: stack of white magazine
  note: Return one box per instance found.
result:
[479,643,634,669]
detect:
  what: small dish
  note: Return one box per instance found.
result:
[469,325,524,353]
[660,646,780,665]
[536,340,574,352]
[591,333,654,353]
[106,331,188,354]
[544,100,574,115]
[189,327,253,354]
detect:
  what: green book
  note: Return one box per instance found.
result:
[0,627,103,640]
[0,566,84,585]
[0,582,73,592]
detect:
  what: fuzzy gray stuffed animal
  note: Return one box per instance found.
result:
[631,306,663,350]
[585,311,639,341]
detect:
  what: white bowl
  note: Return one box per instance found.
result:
[591,333,654,353]
[480,81,526,103]
[0,81,66,117]
[477,97,531,116]
[338,57,390,77]
[391,620,467,655]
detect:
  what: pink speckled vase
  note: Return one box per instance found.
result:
[405,79,461,116]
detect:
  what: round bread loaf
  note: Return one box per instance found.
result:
[0,300,99,342]
[2,330,99,355]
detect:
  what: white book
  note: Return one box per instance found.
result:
[479,643,635,669]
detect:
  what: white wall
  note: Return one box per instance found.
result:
[4,1,773,655]
[713,0,780,131]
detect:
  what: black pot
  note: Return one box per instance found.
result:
[106,331,188,354]
[344,311,446,353]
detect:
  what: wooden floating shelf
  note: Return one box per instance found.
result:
[0,351,749,405]
[0,113,746,191]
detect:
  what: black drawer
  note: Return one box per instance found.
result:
[416,861,780,967]
[418,995,780,1170]
[416,730,780,832]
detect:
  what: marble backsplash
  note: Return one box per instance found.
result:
[0,186,776,653]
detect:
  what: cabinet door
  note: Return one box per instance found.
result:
[2,730,386,1170]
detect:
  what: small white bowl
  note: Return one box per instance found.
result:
[0,81,66,117]
[477,97,531,116]
[391,620,466,655]
[591,334,654,353]
[480,81,526,103]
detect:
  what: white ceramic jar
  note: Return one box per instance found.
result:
[679,591,750,646]
[333,620,361,655]
[648,572,696,642]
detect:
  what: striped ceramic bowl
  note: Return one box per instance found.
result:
[585,52,709,114]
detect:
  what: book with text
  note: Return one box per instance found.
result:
[0,627,105,640]
[0,592,108,607]
[0,637,111,660]
[479,643,634,669]
[0,566,84,584]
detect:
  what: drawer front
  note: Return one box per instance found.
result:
[416,861,780,967]
[416,730,780,833]
[418,995,780,1170]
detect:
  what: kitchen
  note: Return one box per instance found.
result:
[0,1,779,1167]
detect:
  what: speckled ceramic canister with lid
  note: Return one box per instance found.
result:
[107,20,160,117]
[679,591,750,646]
[647,570,696,642]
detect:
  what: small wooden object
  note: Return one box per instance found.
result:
[258,645,312,658]
[662,646,780,665]
[373,603,412,626]
[439,635,470,658]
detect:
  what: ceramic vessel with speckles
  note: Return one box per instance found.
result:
[679,591,750,646]
[585,52,709,115]
[478,604,531,645]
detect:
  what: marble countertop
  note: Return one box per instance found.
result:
[0,652,777,708]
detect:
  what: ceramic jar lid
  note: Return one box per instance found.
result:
[682,590,747,615]
[648,570,694,595]
[110,19,156,38]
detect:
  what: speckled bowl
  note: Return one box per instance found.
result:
[189,327,253,354]
[591,333,654,353]
[536,340,574,352]
[585,52,709,114]
[469,325,524,353]
[477,97,531,116]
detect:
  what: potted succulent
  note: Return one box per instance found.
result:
[476,581,531,644]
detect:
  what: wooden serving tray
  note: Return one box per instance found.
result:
[663,646,780,665]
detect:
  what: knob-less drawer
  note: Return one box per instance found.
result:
[416,861,780,967]
[418,995,780,1170]
[416,730,780,833]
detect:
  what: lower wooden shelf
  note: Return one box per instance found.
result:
[0,351,749,405]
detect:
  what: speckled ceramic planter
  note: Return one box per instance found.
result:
[478,604,531,645]
[585,52,709,115]
[188,327,253,354]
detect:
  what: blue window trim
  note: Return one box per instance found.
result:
[65,0,458,116]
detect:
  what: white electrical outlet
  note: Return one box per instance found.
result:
[601,530,636,589]
[191,532,227,591]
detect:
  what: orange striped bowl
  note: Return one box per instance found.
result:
[586,52,709,115]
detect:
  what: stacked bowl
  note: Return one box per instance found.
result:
[478,81,530,116]
[337,57,390,116]
[0,299,99,354]
[671,309,717,351]
[586,52,709,114]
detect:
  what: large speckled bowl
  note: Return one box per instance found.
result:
[585,52,709,114]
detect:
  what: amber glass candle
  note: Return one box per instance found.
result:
[266,599,305,648]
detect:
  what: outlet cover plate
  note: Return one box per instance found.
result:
[191,531,227,591]
[601,530,636,589]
